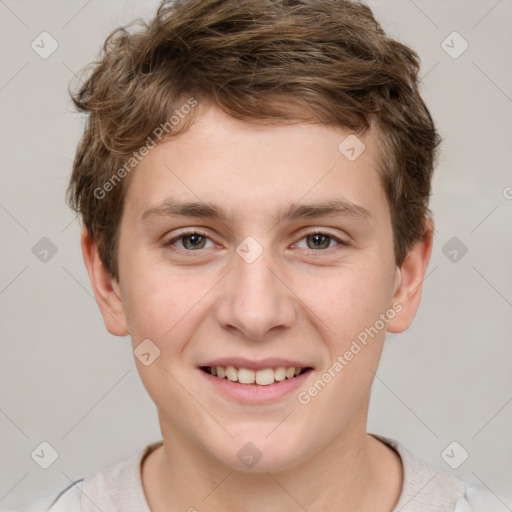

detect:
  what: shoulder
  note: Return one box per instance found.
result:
[371,434,508,512]
[454,483,511,512]
[1,479,83,512]
[3,441,162,512]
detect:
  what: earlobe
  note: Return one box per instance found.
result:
[387,218,434,334]
[81,228,129,337]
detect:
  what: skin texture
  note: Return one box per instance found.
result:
[82,102,433,511]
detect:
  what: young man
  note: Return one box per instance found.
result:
[8,0,503,511]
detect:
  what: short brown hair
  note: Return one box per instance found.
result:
[67,0,440,279]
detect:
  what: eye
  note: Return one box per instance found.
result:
[294,231,346,251]
[166,229,215,252]
[165,229,347,255]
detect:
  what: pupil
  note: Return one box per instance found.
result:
[185,234,205,249]
[309,234,329,249]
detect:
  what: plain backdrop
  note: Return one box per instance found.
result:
[1,0,511,509]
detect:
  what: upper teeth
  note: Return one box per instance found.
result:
[209,366,304,385]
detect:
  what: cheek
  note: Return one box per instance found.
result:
[119,258,181,343]
[303,262,394,346]
[296,266,393,426]
[121,262,216,357]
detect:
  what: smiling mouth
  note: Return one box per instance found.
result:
[200,365,313,386]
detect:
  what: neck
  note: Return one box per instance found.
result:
[142,423,403,512]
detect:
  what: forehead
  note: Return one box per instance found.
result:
[123,103,387,228]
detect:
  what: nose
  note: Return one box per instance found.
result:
[214,242,297,342]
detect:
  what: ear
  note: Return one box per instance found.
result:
[387,217,434,333]
[81,228,129,336]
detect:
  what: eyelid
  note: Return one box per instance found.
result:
[291,228,348,251]
[165,227,215,250]
[295,226,348,241]
[170,227,211,238]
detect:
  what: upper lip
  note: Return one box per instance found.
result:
[199,357,313,371]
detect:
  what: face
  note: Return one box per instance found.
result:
[85,102,431,472]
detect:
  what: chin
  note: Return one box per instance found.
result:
[209,431,310,473]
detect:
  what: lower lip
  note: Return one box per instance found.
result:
[199,368,313,404]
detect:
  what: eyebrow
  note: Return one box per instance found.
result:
[141,198,372,227]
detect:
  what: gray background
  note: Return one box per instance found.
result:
[1,0,511,508]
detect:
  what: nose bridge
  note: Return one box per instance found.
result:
[215,236,296,340]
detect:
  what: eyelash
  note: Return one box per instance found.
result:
[165,228,347,255]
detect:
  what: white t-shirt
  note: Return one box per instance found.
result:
[4,435,506,511]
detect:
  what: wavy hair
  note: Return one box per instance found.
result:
[67,0,441,279]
